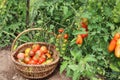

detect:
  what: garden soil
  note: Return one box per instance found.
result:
[0,47,71,80]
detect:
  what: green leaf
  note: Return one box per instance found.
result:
[63,56,70,60]
[68,64,78,71]
[72,28,86,35]
[84,55,97,62]
[50,24,54,29]
[66,67,72,77]
[37,20,43,24]
[110,63,120,72]
[63,6,68,15]
[60,61,68,74]
[73,71,80,80]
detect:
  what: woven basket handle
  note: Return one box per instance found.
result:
[11,28,56,51]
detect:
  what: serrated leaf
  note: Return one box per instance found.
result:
[73,71,80,80]
[60,61,68,74]
[84,55,97,62]
[103,36,109,42]
[110,63,120,72]
[66,68,72,77]
[68,64,78,71]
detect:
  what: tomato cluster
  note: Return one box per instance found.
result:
[58,28,69,40]
[108,33,120,58]
[17,44,53,65]
[76,18,88,45]
[56,28,68,55]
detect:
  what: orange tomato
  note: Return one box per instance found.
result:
[46,53,51,58]
[76,35,83,45]
[113,33,120,40]
[108,39,116,52]
[115,45,120,58]
[40,46,48,54]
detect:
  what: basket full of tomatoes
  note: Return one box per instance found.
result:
[11,28,59,79]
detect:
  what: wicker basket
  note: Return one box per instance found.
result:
[11,28,59,79]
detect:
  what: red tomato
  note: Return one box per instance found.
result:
[17,53,25,60]
[115,45,120,58]
[113,33,120,40]
[36,50,43,57]
[108,39,116,52]
[38,57,46,64]
[58,28,64,33]
[76,35,83,45]
[81,22,88,29]
[64,34,69,39]
[40,46,48,54]
[28,59,37,64]
[24,57,31,64]
[32,56,39,63]
[81,34,88,38]
[29,50,35,57]
[32,44,40,53]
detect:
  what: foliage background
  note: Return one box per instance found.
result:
[0,0,120,80]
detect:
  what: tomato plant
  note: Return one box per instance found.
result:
[1,0,120,80]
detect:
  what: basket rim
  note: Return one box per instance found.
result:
[11,42,59,67]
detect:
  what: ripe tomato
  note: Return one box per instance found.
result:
[28,59,37,64]
[64,34,69,39]
[46,53,51,58]
[113,33,120,40]
[76,35,83,45]
[81,22,88,29]
[58,28,64,33]
[115,45,120,58]
[29,50,35,57]
[108,39,116,52]
[25,48,31,54]
[24,56,31,64]
[25,48,31,57]
[36,50,43,57]
[32,56,39,63]
[117,39,120,46]
[38,57,46,64]
[32,44,40,53]
[40,46,48,54]
[17,53,25,60]
[81,33,88,38]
